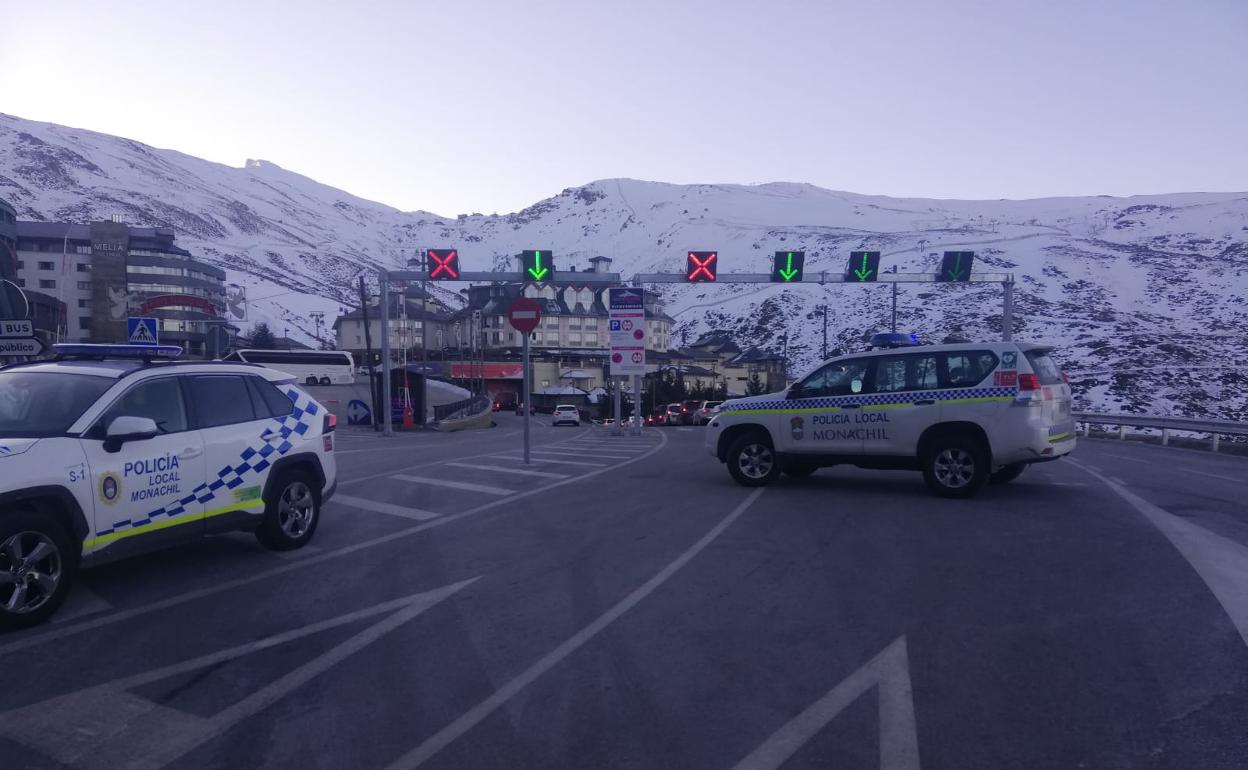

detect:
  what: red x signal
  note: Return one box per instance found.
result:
[428,249,459,280]
[686,251,717,282]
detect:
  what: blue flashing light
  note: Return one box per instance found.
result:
[870,332,919,349]
[52,343,183,359]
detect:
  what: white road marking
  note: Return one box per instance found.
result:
[384,487,766,769]
[332,494,442,521]
[0,579,477,769]
[1071,459,1248,648]
[491,455,606,467]
[731,636,920,770]
[1083,463,1102,472]
[530,449,634,460]
[443,462,569,479]
[0,431,667,656]
[1109,476,1128,486]
[390,475,517,496]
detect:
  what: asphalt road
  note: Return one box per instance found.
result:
[1,418,1246,769]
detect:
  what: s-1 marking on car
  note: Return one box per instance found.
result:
[705,337,1075,497]
[0,344,337,629]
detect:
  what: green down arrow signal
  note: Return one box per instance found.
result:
[778,252,799,281]
[853,253,874,281]
[528,251,549,281]
[946,253,965,280]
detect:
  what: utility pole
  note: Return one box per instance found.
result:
[309,311,324,349]
[358,276,379,431]
[889,265,899,332]
[820,304,828,360]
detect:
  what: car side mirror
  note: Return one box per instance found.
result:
[787,386,806,400]
[104,415,159,453]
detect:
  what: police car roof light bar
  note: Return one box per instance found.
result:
[51,343,184,360]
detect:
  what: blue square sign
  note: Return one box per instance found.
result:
[609,320,622,331]
[126,317,159,346]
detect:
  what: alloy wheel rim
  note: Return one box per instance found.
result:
[0,531,62,615]
[737,444,774,479]
[278,481,315,538]
[934,448,975,488]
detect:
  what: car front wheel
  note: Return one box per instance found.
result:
[0,513,77,631]
[256,470,322,550]
[726,432,782,487]
[922,435,990,498]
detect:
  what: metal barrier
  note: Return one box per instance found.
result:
[434,395,490,422]
[1074,412,1248,453]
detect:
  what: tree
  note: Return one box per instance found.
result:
[745,371,766,396]
[251,322,278,349]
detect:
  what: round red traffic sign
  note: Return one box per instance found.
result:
[507,297,542,334]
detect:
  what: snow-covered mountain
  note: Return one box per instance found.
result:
[2,112,1245,419]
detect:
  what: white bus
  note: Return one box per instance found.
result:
[222,349,355,385]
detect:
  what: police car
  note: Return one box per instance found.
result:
[705,334,1075,497]
[0,344,337,629]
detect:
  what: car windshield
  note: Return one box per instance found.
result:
[0,371,114,438]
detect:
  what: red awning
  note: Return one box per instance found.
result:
[450,363,524,379]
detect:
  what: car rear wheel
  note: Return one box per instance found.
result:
[922,435,990,498]
[318,376,331,386]
[305,376,317,386]
[0,513,77,631]
[990,462,1027,484]
[256,470,321,551]
[726,432,782,487]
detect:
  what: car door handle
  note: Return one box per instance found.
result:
[260,430,281,441]
[914,399,936,406]
[178,447,203,459]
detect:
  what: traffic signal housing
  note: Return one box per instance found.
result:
[771,251,805,283]
[845,251,881,282]
[936,251,974,282]
[686,251,718,282]
[427,248,459,280]
[522,250,555,282]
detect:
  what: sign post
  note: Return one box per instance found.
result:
[507,297,542,464]
[0,282,41,362]
[608,288,646,438]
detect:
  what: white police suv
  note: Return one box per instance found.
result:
[706,335,1075,497]
[0,344,337,629]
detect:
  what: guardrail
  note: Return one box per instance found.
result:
[434,395,490,422]
[1074,412,1248,453]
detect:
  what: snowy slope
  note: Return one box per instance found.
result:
[1,113,1245,419]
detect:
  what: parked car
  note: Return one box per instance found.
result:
[493,392,517,411]
[680,400,704,425]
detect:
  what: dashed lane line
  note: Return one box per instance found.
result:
[0,431,667,656]
[331,494,442,521]
[530,449,635,460]
[390,475,517,496]
[442,462,570,479]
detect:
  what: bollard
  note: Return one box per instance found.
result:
[1211,433,1220,453]
[1161,428,1170,447]
[1118,425,1127,440]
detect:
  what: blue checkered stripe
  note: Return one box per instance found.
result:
[721,386,1016,412]
[95,386,321,540]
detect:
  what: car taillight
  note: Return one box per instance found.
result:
[324,413,337,432]
[1018,373,1041,391]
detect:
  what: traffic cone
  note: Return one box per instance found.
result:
[403,405,415,429]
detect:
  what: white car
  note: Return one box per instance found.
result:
[552,405,581,427]
[0,343,337,629]
[705,338,1075,497]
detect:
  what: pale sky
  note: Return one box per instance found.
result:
[2,0,1245,216]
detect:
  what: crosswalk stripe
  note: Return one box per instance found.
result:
[332,494,442,521]
[532,449,634,460]
[390,475,517,496]
[492,455,606,467]
[444,462,569,479]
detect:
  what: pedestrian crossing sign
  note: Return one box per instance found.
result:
[126,317,159,346]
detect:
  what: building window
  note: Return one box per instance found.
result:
[15,260,23,270]
[78,299,90,309]
[77,281,92,291]
[37,261,54,270]
[78,317,91,330]
[76,245,91,255]
[355,335,362,344]
[39,279,56,289]
[76,263,90,272]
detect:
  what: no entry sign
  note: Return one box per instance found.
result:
[507,297,542,334]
